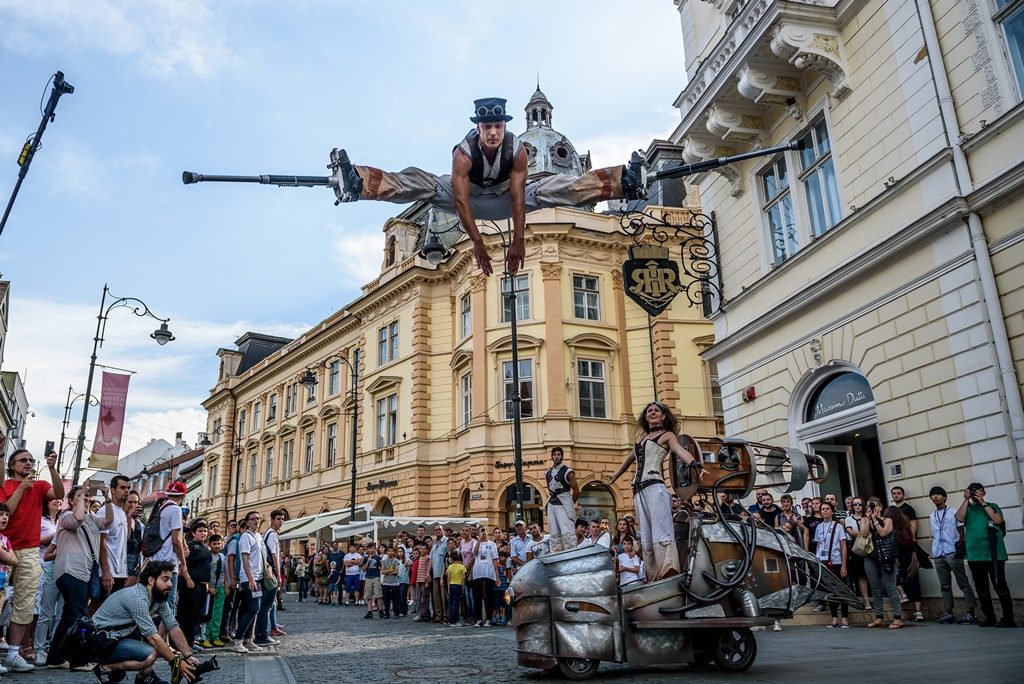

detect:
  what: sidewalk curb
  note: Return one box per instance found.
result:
[244,654,297,684]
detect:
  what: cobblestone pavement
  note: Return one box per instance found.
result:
[5,648,245,684]
[275,596,1023,684]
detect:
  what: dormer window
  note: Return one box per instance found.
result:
[385,236,397,267]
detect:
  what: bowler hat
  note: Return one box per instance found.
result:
[470,97,513,124]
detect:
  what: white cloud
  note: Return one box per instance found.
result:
[0,0,237,79]
[4,295,309,461]
[329,222,386,287]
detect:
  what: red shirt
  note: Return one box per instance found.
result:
[0,480,52,550]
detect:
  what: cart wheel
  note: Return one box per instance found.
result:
[711,628,757,672]
[557,657,600,680]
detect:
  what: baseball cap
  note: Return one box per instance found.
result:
[514,519,526,527]
[165,481,187,497]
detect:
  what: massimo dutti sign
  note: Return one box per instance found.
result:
[623,245,682,316]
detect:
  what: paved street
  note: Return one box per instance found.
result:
[275,597,1024,684]
[7,648,244,684]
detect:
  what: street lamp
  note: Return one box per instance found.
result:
[334,350,361,525]
[418,216,526,523]
[300,367,318,391]
[73,284,174,486]
[58,386,97,472]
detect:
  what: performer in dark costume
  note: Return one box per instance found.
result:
[334,97,646,275]
[544,447,580,553]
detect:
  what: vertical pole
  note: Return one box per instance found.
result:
[648,314,658,401]
[73,285,108,486]
[233,453,241,522]
[349,349,360,524]
[57,385,73,471]
[507,221,525,524]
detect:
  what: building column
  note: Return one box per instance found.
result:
[540,261,568,416]
[410,295,431,439]
[470,274,488,422]
[611,270,634,419]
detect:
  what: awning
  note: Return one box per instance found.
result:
[279,505,373,541]
[330,515,487,542]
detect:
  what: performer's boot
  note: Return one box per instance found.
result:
[621,150,648,200]
[331,148,363,202]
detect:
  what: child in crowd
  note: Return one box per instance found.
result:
[203,533,227,648]
[446,550,466,628]
[0,503,15,618]
[327,562,341,606]
[493,550,511,625]
[616,537,644,587]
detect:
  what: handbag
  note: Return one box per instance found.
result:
[82,528,103,601]
[873,526,898,563]
[851,533,874,557]
[62,617,121,667]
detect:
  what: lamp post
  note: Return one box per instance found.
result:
[419,216,526,523]
[137,456,171,501]
[299,354,361,523]
[198,424,237,522]
[58,385,97,472]
[73,284,174,486]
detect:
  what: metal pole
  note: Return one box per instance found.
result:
[57,385,73,471]
[349,349,360,524]
[506,221,526,524]
[648,314,658,401]
[73,285,108,486]
[233,453,242,522]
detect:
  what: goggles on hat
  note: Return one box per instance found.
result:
[476,104,505,118]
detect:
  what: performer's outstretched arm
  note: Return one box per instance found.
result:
[452,149,492,276]
[506,148,528,274]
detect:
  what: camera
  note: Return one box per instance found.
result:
[968,484,982,501]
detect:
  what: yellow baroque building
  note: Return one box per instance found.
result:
[199,203,721,536]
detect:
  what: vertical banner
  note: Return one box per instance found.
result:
[90,371,131,470]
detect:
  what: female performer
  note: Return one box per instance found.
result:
[605,401,703,580]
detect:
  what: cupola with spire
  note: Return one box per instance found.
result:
[518,81,591,180]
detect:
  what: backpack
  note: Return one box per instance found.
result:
[140,500,174,558]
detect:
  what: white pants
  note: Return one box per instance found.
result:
[547,492,577,553]
[634,482,680,579]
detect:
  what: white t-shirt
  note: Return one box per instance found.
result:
[815,521,846,565]
[151,502,183,571]
[343,552,363,576]
[238,531,264,583]
[264,529,280,570]
[103,505,128,578]
[471,540,499,581]
[583,532,612,548]
[617,552,644,586]
[39,515,57,566]
[527,535,549,560]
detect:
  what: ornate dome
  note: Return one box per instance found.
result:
[519,85,590,179]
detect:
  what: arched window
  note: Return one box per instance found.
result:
[578,482,616,524]
[804,372,874,422]
[502,483,543,529]
[374,497,394,517]
[385,236,397,267]
[459,489,471,518]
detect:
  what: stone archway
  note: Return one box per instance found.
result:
[373,497,394,517]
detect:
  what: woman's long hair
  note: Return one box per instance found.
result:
[614,518,637,546]
[884,505,912,537]
[636,401,679,436]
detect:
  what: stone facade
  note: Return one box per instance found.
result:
[671,0,1024,598]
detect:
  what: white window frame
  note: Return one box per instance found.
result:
[326,423,338,467]
[211,418,222,444]
[376,393,398,448]
[264,446,274,485]
[306,375,317,404]
[329,361,340,396]
[378,326,388,365]
[268,394,277,423]
[281,438,294,480]
[285,384,296,416]
[460,293,472,339]
[460,373,472,428]
[577,359,607,418]
[572,274,601,320]
[389,321,399,361]
[248,450,257,489]
[502,359,534,420]
[994,0,1024,100]
[797,113,842,239]
[500,274,531,323]
[253,401,261,432]
[206,464,218,497]
[304,430,315,472]
[238,409,247,437]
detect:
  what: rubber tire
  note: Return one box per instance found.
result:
[556,658,600,680]
[711,627,757,672]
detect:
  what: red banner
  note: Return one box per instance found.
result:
[90,372,131,470]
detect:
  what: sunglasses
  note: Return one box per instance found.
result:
[476,104,505,117]
[853,502,863,506]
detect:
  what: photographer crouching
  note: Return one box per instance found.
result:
[87,560,216,683]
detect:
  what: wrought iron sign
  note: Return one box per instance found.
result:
[618,207,723,315]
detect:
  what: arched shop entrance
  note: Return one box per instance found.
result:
[578,482,616,524]
[502,483,544,529]
[791,367,887,503]
[373,497,394,517]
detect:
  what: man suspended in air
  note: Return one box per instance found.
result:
[332,97,646,275]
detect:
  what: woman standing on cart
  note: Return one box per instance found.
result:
[605,401,703,580]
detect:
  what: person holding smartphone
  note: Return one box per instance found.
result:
[955,483,1015,627]
[0,445,65,672]
[858,497,903,629]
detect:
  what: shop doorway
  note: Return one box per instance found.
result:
[810,425,886,503]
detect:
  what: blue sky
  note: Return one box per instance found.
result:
[0,0,685,468]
